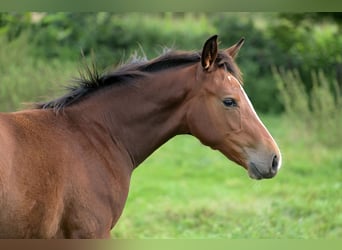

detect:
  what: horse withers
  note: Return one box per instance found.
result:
[0,35,281,238]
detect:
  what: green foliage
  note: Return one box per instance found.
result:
[27,13,216,68]
[0,35,77,112]
[269,15,342,79]
[0,12,341,114]
[0,13,31,40]
[274,67,342,148]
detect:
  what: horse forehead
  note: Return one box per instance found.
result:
[224,74,243,92]
[226,74,240,85]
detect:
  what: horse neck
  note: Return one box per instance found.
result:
[68,66,195,168]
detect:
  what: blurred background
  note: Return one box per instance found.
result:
[0,12,341,238]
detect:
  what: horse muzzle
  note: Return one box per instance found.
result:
[248,154,280,180]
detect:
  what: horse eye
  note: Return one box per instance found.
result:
[222,98,237,108]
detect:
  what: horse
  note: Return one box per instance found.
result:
[0,35,281,238]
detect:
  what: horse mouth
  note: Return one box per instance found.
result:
[248,162,265,180]
[248,162,277,180]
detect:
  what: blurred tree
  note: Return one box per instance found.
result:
[1,12,340,113]
[0,13,31,40]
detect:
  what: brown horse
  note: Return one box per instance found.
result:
[0,35,281,238]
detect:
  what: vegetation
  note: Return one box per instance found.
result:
[274,68,342,148]
[0,35,77,111]
[112,119,342,238]
[1,12,341,112]
[0,13,341,238]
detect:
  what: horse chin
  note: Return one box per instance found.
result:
[248,162,277,180]
[248,162,264,180]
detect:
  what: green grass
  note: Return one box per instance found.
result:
[1,36,341,239]
[112,116,342,239]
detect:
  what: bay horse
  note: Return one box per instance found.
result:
[0,35,281,238]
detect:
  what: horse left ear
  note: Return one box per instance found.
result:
[201,35,218,70]
[225,37,245,58]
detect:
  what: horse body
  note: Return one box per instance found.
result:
[0,35,282,238]
[0,65,195,238]
[0,110,125,238]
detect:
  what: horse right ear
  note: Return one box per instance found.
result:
[225,37,245,58]
[201,35,218,70]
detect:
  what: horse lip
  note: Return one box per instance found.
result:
[248,162,264,180]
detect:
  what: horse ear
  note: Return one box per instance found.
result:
[201,35,218,70]
[225,37,245,58]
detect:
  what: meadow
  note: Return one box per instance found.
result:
[0,35,341,239]
[113,116,342,238]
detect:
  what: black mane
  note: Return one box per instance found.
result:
[36,50,241,111]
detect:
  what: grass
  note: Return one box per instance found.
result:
[1,36,341,239]
[112,116,342,239]
[274,68,342,148]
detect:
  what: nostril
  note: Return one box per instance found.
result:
[271,155,278,173]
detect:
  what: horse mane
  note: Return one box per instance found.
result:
[36,49,242,111]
